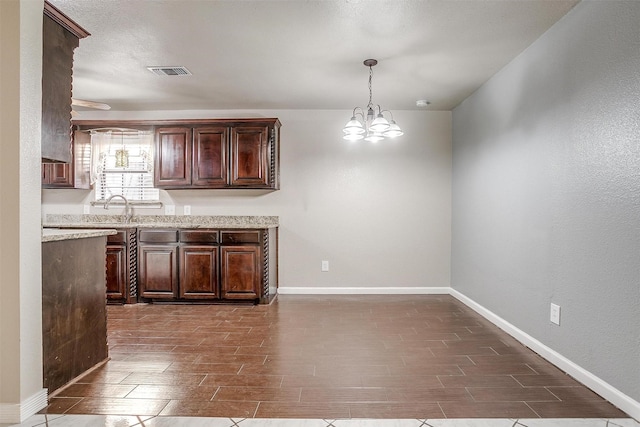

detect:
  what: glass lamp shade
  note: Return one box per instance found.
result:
[343,133,365,141]
[364,132,384,143]
[382,121,403,138]
[343,117,365,135]
[369,114,390,132]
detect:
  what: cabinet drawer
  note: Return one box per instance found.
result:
[107,230,127,244]
[179,230,219,244]
[139,230,178,243]
[221,230,261,245]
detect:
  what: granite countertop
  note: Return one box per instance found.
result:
[44,214,279,229]
[42,228,118,243]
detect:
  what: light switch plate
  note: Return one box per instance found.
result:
[183,205,191,215]
[165,204,175,215]
[83,204,90,214]
[550,303,561,326]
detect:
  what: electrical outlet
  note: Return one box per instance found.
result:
[165,204,175,215]
[550,303,561,326]
[183,205,191,216]
[83,204,90,214]
[321,260,329,272]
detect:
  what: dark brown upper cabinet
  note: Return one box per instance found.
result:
[230,126,270,187]
[155,127,192,187]
[153,119,280,190]
[42,1,89,163]
[192,127,228,187]
[72,118,281,190]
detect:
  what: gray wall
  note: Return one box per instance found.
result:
[44,109,452,291]
[451,0,640,403]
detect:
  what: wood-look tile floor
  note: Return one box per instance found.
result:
[42,295,629,419]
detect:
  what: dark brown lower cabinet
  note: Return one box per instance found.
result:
[138,244,179,299]
[180,246,219,299]
[221,246,261,300]
[105,229,137,304]
[221,230,262,300]
[137,228,274,304]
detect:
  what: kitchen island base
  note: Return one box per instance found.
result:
[42,233,110,395]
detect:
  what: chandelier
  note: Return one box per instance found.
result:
[343,59,403,142]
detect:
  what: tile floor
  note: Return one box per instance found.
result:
[29,295,636,424]
[4,415,640,426]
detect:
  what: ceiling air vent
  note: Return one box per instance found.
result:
[147,66,192,76]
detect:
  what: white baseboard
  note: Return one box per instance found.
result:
[0,388,47,424]
[277,286,451,295]
[449,289,640,421]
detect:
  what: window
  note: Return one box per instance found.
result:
[90,130,159,202]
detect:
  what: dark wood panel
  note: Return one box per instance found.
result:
[139,230,179,243]
[180,246,219,299]
[179,230,219,244]
[155,127,192,187]
[230,126,269,187]
[138,245,178,298]
[106,244,127,300]
[221,246,261,300]
[42,236,108,394]
[41,14,79,163]
[107,230,127,244]
[42,163,72,187]
[50,163,73,185]
[192,127,228,187]
[221,231,261,245]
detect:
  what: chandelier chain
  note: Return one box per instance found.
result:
[368,65,373,108]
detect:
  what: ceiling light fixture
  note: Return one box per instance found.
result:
[343,59,402,142]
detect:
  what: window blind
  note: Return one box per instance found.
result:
[91,130,159,202]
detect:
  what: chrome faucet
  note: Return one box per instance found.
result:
[104,194,133,223]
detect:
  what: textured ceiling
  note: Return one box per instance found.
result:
[49,0,579,112]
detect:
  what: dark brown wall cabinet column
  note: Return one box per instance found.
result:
[42,1,89,163]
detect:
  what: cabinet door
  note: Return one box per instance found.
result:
[138,244,178,299]
[221,246,261,300]
[155,127,192,187]
[42,163,73,187]
[230,126,269,187]
[106,244,127,301]
[193,127,228,187]
[49,163,73,186]
[180,246,219,299]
